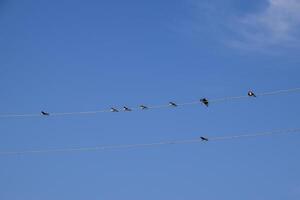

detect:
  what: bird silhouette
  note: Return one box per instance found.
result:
[169,102,177,107]
[123,106,132,112]
[200,98,209,107]
[139,105,148,110]
[110,107,119,112]
[200,136,208,141]
[248,90,256,97]
[41,111,50,116]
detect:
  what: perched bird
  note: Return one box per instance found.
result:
[248,90,256,97]
[110,107,119,112]
[200,136,208,141]
[41,111,50,116]
[169,102,178,107]
[139,105,148,110]
[200,98,209,107]
[123,106,132,112]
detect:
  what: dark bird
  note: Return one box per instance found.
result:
[200,136,208,141]
[41,111,50,116]
[248,90,256,97]
[139,105,148,110]
[200,98,209,107]
[110,107,119,112]
[169,102,178,107]
[123,106,132,112]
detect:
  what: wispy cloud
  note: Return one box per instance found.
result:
[231,0,300,49]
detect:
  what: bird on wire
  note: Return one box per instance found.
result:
[200,98,209,107]
[140,105,148,110]
[123,106,132,112]
[41,111,50,116]
[248,90,256,97]
[110,107,119,112]
[169,102,178,107]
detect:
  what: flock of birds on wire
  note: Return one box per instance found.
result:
[1,87,298,118]
[40,90,257,116]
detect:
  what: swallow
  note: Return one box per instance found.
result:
[110,107,119,112]
[248,90,256,97]
[200,136,208,141]
[169,102,177,107]
[139,105,148,110]
[41,111,50,116]
[200,98,209,107]
[123,106,132,112]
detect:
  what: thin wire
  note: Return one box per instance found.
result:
[50,110,110,116]
[1,87,300,118]
[210,87,300,103]
[209,128,300,141]
[0,128,299,156]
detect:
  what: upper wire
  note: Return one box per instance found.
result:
[1,87,300,118]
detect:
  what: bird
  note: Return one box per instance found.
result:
[41,111,50,116]
[139,105,148,110]
[123,106,132,112]
[110,107,119,112]
[169,102,177,107]
[200,98,209,107]
[248,90,256,97]
[200,136,208,141]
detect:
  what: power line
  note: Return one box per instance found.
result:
[0,128,299,156]
[1,87,300,118]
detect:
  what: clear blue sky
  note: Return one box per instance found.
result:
[1,0,300,199]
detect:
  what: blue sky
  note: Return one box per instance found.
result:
[1,0,300,199]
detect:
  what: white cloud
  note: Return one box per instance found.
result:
[231,0,300,49]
